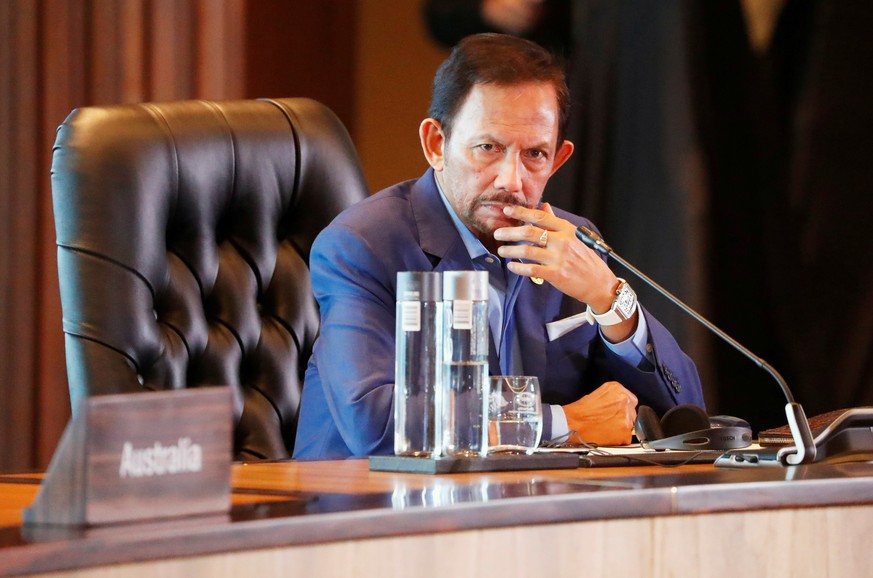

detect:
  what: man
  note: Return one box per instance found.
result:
[293,33,703,459]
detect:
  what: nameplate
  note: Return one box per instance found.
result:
[24,387,232,526]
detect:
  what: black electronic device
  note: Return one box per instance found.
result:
[576,225,873,466]
[635,404,752,451]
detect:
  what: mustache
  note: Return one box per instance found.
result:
[477,194,532,209]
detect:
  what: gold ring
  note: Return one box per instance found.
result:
[537,229,549,248]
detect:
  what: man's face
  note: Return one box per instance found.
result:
[429,82,571,247]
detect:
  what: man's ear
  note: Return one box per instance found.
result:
[419,118,446,171]
[549,140,575,176]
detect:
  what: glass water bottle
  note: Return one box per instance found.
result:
[441,270,489,457]
[394,271,443,456]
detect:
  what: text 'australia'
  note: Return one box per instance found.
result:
[118,437,203,478]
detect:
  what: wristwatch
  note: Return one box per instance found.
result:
[585,278,637,326]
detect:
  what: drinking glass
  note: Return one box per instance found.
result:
[488,376,543,454]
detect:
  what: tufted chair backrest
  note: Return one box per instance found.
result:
[50,98,369,461]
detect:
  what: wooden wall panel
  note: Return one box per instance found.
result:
[0,0,40,472]
[243,2,357,133]
[121,1,149,103]
[151,0,197,101]
[198,0,245,100]
[354,0,446,193]
[90,1,125,104]
[0,0,263,471]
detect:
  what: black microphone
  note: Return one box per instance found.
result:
[574,225,822,465]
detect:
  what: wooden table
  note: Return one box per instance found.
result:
[2,458,873,577]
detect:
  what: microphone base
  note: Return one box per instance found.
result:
[715,407,873,468]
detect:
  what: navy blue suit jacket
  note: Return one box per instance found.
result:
[293,169,704,458]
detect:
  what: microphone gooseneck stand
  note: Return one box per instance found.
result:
[575,226,819,465]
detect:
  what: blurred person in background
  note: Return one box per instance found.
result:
[424,0,873,431]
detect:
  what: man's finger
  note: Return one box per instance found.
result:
[503,204,558,228]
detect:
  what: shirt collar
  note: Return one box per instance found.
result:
[433,172,492,261]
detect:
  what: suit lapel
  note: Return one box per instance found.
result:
[410,169,472,272]
[409,169,501,371]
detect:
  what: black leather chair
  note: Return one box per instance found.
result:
[50,98,369,460]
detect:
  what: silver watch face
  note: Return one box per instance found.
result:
[615,283,637,319]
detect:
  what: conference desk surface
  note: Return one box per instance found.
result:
[2,457,873,577]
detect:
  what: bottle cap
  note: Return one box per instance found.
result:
[442,270,488,301]
[396,271,442,301]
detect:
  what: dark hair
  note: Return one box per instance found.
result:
[428,33,570,145]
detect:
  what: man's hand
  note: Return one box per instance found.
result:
[495,203,638,343]
[562,381,638,445]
